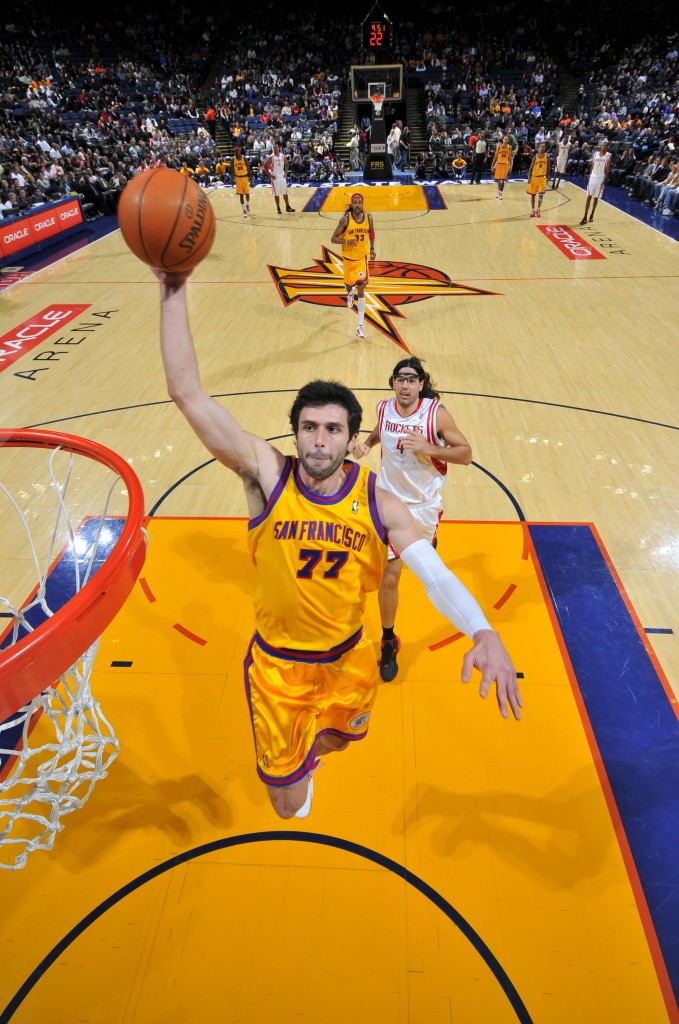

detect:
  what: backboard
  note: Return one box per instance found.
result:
[351,64,403,103]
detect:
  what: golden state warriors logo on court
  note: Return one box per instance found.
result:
[268,248,495,351]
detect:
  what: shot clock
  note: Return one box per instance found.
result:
[363,17,391,50]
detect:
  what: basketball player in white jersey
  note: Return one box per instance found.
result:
[263,141,295,214]
[580,141,612,225]
[353,357,472,681]
[551,134,573,190]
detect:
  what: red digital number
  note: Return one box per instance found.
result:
[369,23,383,46]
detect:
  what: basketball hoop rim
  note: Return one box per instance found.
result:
[0,429,146,719]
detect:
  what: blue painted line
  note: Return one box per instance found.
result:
[594,185,679,243]
[0,831,534,1024]
[301,188,328,213]
[529,523,679,1009]
[422,184,448,210]
[645,628,674,635]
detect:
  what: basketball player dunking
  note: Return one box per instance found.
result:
[155,270,521,819]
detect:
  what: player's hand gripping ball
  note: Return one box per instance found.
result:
[117,168,216,272]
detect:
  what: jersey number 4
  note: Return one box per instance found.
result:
[296,549,349,579]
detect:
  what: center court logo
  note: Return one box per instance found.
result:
[268,248,495,351]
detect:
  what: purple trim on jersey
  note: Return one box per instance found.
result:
[293,458,359,505]
[367,471,388,543]
[243,640,259,759]
[248,455,293,530]
[257,744,318,787]
[253,626,363,663]
[316,726,369,744]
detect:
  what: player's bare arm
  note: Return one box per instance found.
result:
[368,213,376,259]
[156,269,284,510]
[376,487,522,720]
[352,414,380,459]
[331,214,349,245]
[398,406,472,464]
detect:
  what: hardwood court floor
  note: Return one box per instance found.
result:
[1,180,678,1022]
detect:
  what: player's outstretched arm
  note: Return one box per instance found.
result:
[377,487,522,720]
[155,269,282,487]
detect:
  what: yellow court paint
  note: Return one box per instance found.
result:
[318,184,433,212]
[0,519,670,1024]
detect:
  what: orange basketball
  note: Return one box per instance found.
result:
[117,168,216,272]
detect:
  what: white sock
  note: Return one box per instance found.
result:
[294,775,313,819]
[357,296,365,326]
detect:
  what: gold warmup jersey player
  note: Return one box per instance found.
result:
[527,143,550,217]
[156,268,521,821]
[331,192,376,340]
[230,146,252,218]
[491,136,513,200]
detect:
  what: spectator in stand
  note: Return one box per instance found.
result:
[630,154,663,200]
[451,152,467,182]
[649,159,678,206]
[415,152,428,180]
[660,177,679,216]
[607,147,636,186]
[192,160,212,186]
[399,127,411,169]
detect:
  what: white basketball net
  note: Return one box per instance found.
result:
[0,643,118,870]
[0,443,131,870]
[371,95,383,116]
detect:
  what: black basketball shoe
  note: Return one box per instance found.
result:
[380,635,401,682]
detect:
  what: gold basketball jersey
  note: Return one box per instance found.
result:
[248,457,388,656]
[342,211,371,261]
[232,155,248,177]
[533,154,548,179]
[495,144,511,169]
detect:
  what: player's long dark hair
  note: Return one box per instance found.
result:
[290,380,363,437]
[389,357,440,399]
